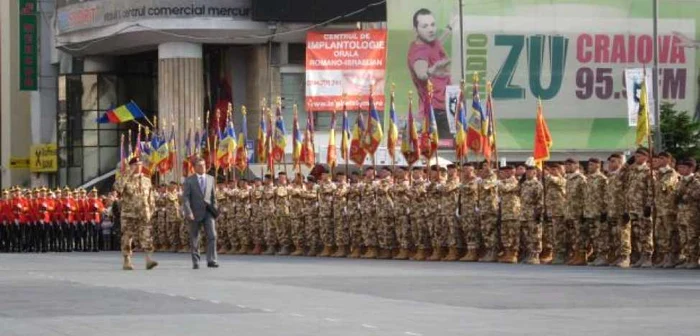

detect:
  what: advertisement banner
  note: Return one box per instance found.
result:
[386,0,700,151]
[625,69,655,127]
[19,0,38,91]
[30,144,58,173]
[305,30,387,112]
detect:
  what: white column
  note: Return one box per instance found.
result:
[158,42,203,181]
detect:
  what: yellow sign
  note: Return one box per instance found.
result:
[10,157,30,169]
[30,144,58,173]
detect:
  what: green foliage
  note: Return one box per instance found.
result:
[660,102,700,160]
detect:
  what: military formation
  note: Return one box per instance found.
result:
[0,186,106,253]
[141,147,700,269]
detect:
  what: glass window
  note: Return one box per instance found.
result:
[59,168,67,187]
[81,74,98,111]
[70,147,82,167]
[99,130,119,146]
[99,147,119,175]
[83,111,98,130]
[68,167,82,187]
[98,75,118,110]
[281,73,307,130]
[83,147,99,181]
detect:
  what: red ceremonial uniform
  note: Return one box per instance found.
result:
[85,198,105,223]
[76,197,89,223]
[8,197,30,224]
[36,197,55,223]
[56,197,78,223]
[0,198,8,223]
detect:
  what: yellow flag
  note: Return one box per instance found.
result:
[635,79,649,146]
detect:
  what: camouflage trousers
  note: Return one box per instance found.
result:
[319,216,335,247]
[362,212,378,248]
[555,218,575,256]
[166,220,180,248]
[448,216,463,249]
[521,219,542,254]
[290,216,305,249]
[217,216,230,249]
[500,219,519,252]
[236,215,250,247]
[480,212,498,251]
[334,214,350,247]
[429,214,449,248]
[226,216,240,250]
[542,216,555,253]
[305,216,320,249]
[348,213,363,248]
[276,215,291,247]
[587,218,608,256]
[264,216,277,247]
[610,215,631,258]
[677,213,699,261]
[411,214,428,249]
[152,218,167,248]
[121,217,153,257]
[378,216,396,250]
[573,218,590,253]
[655,214,676,254]
[179,220,190,249]
[630,213,653,254]
[251,214,264,245]
[396,214,412,250]
[461,215,480,251]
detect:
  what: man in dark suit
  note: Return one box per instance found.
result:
[182,158,219,269]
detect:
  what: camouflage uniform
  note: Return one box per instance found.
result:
[520,177,543,256]
[304,185,321,252]
[346,182,364,253]
[216,187,231,252]
[275,185,292,249]
[289,185,309,253]
[163,190,182,251]
[654,166,680,256]
[606,168,629,260]
[425,180,443,252]
[392,179,412,251]
[333,182,350,248]
[625,163,654,258]
[584,171,608,259]
[499,176,521,255]
[545,174,567,257]
[444,177,462,250]
[318,181,337,250]
[675,174,700,264]
[565,171,586,254]
[250,186,265,247]
[459,177,481,253]
[234,188,252,250]
[178,191,190,252]
[360,181,378,249]
[262,184,277,248]
[376,178,396,252]
[410,181,430,252]
[114,173,155,257]
[152,193,167,250]
[478,172,499,255]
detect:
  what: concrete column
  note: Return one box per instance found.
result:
[158,42,203,181]
[245,44,280,140]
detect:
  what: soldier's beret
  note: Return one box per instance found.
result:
[500,165,514,170]
[446,164,456,169]
[253,178,261,181]
[365,167,375,171]
[351,171,361,175]
[336,172,346,176]
[439,167,447,172]
[381,167,392,173]
[635,147,650,156]
[278,172,287,176]
[169,181,178,185]
[264,174,272,179]
[411,166,423,171]
[525,165,537,170]
[306,176,316,182]
[678,158,697,167]
[564,158,578,164]
[129,157,141,164]
[397,166,408,171]
[658,152,672,159]
[608,153,623,160]
[430,165,439,171]
[516,163,527,168]
[588,158,601,164]
[462,162,474,168]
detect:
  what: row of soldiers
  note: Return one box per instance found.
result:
[0,186,106,253]
[146,147,700,269]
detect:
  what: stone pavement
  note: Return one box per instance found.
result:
[1,252,699,336]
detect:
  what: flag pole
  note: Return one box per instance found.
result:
[390,83,396,172]
[343,93,349,179]
[408,90,414,187]
[459,79,466,169]
[643,66,656,246]
[487,81,499,169]
[278,97,289,177]
[428,80,439,173]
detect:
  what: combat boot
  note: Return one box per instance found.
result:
[317,245,332,257]
[614,255,630,268]
[251,243,263,255]
[122,256,134,271]
[442,247,459,261]
[427,247,442,261]
[169,245,179,253]
[479,249,498,262]
[290,246,304,256]
[377,248,392,260]
[332,245,349,258]
[660,254,675,269]
[278,245,291,256]
[590,255,609,267]
[217,246,228,254]
[637,253,653,268]
[263,245,276,256]
[539,249,553,264]
[522,252,540,265]
[393,248,410,260]
[362,246,378,259]
[567,252,588,266]
[145,255,159,270]
[653,253,665,268]
[551,252,567,265]
[459,248,479,262]
[411,248,427,261]
[348,246,362,258]
[498,250,517,264]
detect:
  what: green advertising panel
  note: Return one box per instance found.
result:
[386,0,700,152]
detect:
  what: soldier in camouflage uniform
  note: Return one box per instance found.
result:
[442,165,462,261]
[275,172,292,255]
[249,178,265,255]
[544,163,566,264]
[458,163,481,262]
[164,182,182,253]
[498,166,521,264]
[584,158,609,266]
[262,175,277,255]
[520,166,543,264]
[426,166,446,261]
[216,183,232,254]
[317,170,337,257]
[605,153,630,267]
[233,179,252,254]
[347,176,364,258]
[562,158,587,266]
[410,168,430,261]
[152,185,167,252]
[114,157,158,270]
[360,168,379,259]
[478,163,500,262]
[392,167,412,260]
[654,152,680,268]
[674,158,700,269]
[289,175,309,256]
[332,172,350,257]
[625,148,655,268]
[377,168,396,259]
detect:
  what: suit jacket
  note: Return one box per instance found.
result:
[182,174,217,222]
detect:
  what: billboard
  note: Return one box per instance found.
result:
[386,0,700,151]
[305,30,387,112]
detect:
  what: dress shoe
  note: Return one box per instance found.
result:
[207,262,220,268]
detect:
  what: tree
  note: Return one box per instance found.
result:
[660,102,700,160]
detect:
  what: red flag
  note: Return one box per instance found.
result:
[533,99,552,168]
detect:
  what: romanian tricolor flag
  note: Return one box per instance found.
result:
[158,126,175,175]
[401,97,420,166]
[482,83,495,162]
[420,100,439,160]
[292,106,303,170]
[183,129,194,177]
[217,122,237,169]
[272,104,287,162]
[152,130,170,172]
[96,101,146,124]
[327,112,338,170]
[533,99,552,168]
[387,93,399,161]
[341,107,350,162]
[363,95,383,155]
[467,78,486,154]
[349,112,367,166]
[256,115,267,164]
[138,131,153,176]
[300,111,315,168]
[235,107,249,172]
[454,89,468,161]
